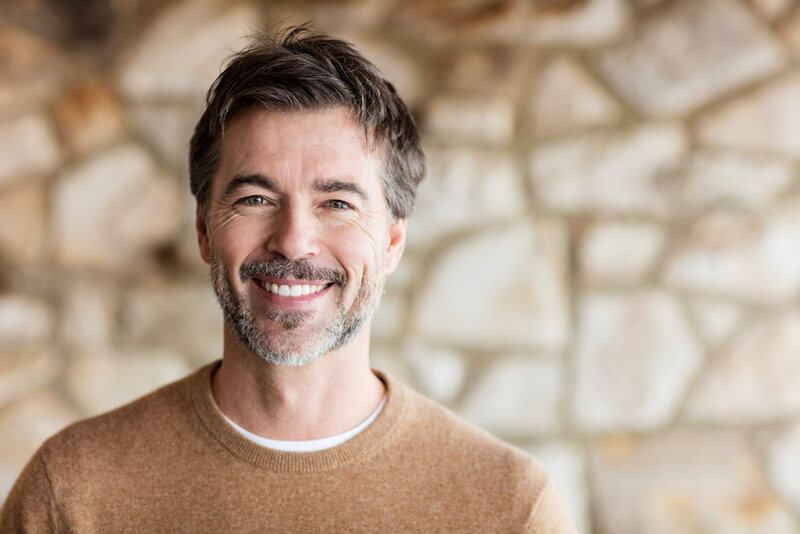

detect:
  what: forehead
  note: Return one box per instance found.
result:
[216,107,381,189]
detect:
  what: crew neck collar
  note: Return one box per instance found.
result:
[189,361,409,473]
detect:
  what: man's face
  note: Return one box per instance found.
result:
[196,107,406,366]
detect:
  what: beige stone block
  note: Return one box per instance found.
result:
[118,1,258,101]
[409,149,527,248]
[127,103,199,168]
[532,56,621,138]
[0,391,78,500]
[404,341,466,404]
[0,114,61,186]
[0,352,59,407]
[531,123,686,215]
[370,291,407,340]
[53,144,180,271]
[687,311,800,423]
[687,297,744,347]
[590,431,798,534]
[0,180,47,265]
[120,283,222,365]
[680,150,792,211]
[54,80,125,155]
[580,221,665,284]
[435,47,529,101]
[573,289,702,431]
[752,0,792,20]
[413,220,569,351]
[399,0,627,46]
[697,73,800,157]
[759,420,800,516]
[0,27,68,113]
[527,442,590,534]
[593,0,786,116]
[459,356,561,435]
[0,296,53,349]
[425,95,515,146]
[664,201,800,304]
[60,282,115,349]
[65,349,191,416]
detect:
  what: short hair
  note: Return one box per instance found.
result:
[189,26,425,220]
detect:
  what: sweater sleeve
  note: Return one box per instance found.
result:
[526,482,580,534]
[0,450,61,533]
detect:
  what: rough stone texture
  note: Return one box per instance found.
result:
[434,47,528,101]
[0,180,47,266]
[0,391,77,500]
[697,73,800,157]
[408,149,527,248]
[64,349,191,416]
[687,297,744,347]
[590,431,799,534]
[403,341,467,404]
[0,27,68,113]
[60,282,115,350]
[687,311,800,423]
[0,296,53,349]
[398,0,628,46]
[532,55,621,138]
[424,95,515,146]
[0,114,61,186]
[53,144,180,271]
[120,284,222,365]
[0,352,59,407]
[531,123,686,215]
[580,221,665,285]
[664,201,800,304]
[573,290,702,431]
[593,0,786,116]
[527,442,590,534]
[53,80,125,155]
[127,103,200,168]
[759,420,800,515]
[459,356,561,435]
[414,221,569,351]
[117,1,258,101]
[752,0,792,20]
[781,8,800,58]
[679,150,793,211]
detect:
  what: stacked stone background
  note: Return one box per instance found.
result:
[5,0,800,531]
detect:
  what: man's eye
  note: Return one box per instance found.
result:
[241,195,268,206]
[327,199,353,210]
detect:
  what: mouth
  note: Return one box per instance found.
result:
[252,278,334,298]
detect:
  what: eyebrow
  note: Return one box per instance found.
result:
[222,174,281,199]
[313,179,368,201]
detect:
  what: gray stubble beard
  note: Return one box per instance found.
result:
[210,256,383,367]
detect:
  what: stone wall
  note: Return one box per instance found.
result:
[2,0,800,531]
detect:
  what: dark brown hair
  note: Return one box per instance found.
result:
[189,26,425,219]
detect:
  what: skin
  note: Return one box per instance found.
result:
[196,107,406,440]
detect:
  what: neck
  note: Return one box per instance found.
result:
[212,325,385,441]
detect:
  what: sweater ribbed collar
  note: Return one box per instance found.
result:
[188,361,409,473]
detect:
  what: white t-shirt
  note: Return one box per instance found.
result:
[221,395,387,452]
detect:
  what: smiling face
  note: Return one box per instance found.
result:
[197,107,406,366]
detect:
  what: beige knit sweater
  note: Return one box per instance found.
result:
[1,362,578,533]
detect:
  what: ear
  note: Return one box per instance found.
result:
[195,203,211,265]
[384,217,407,275]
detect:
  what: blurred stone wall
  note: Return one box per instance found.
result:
[3,0,800,531]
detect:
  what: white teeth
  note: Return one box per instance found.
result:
[262,281,327,297]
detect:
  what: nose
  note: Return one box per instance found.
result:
[265,203,321,260]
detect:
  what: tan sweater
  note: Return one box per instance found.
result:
[1,362,578,533]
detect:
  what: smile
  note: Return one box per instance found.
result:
[253,278,332,297]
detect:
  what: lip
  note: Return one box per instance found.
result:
[251,277,333,307]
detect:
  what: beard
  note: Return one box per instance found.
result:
[210,254,384,367]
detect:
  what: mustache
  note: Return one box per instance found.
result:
[239,257,347,287]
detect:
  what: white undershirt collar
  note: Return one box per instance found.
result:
[222,395,387,452]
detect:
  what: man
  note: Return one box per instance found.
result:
[1,27,577,532]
